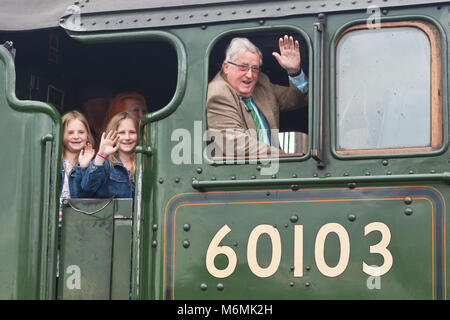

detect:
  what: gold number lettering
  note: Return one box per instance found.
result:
[247,224,282,278]
[315,223,350,277]
[363,222,393,276]
[205,224,237,278]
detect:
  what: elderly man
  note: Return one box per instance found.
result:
[206,35,308,158]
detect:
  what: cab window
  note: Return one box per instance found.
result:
[335,21,442,155]
[207,30,309,160]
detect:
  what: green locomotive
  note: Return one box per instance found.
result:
[0,0,449,300]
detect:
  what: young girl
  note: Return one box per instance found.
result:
[60,111,96,222]
[81,111,138,198]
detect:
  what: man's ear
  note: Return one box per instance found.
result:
[222,61,229,75]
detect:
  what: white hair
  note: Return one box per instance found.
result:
[224,37,263,65]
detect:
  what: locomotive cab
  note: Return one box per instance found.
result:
[0,0,449,302]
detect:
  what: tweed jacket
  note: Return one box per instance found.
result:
[206,71,308,157]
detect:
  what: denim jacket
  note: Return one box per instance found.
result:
[61,162,88,198]
[81,155,135,199]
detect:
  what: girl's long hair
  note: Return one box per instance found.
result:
[105,111,139,180]
[61,110,95,158]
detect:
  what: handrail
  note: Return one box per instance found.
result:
[39,135,53,299]
[311,14,326,169]
[192,172,450,190]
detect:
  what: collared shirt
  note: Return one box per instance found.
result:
[289,69,308,93]
[241,96,272,145]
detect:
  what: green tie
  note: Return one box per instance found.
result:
[242,97,264,142]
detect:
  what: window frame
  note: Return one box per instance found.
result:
[203,25,313,165]
[331,20,444,157]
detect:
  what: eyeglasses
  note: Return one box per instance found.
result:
[227,61,260,73]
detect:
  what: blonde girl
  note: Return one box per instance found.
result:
[81,111,138,198]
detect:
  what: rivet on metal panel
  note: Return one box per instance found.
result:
[200,283,208,291]
[161,17,166,21]
[365,171,370,176]
[152,240,158,248]
[204,13,209,17]
[152,224,158,231]
[105,21,109,24]
[292,173,297,178]
[232,11,236,14]
[183,240,190,248]
[231,175,236,180]
[217,283,224,291]
[175,177,180,183]
[211,176,216,181]
[343,172,349,176]
[183,224,191,231]
[336,2,341,6]
[251,175,256,179]
[290,215,299,223]
[305,266,311,271]
[321,3,326,7]
[159,178,164,184]
[271,174,277,179]
[189,14,194,18]
[404,208,413,216]
[404,197,413,205]
[133,19,138,23]
[201,25,207,30]
[382,9,388,15]
[348,213,356,222]
[305,282,311,287]
[430,169,436,174]
[259,20,265,25]
[196,167,203,174]
[386,171,392,175]
[290,265,295,271]
[118,20,123,24]
[409,170,414,174]
[291,184,299,191]
[217,12,221,16]
[147,18,152,21]
[382,159,389,166]
[348,182,356,189]
[276,7,281,11]
[246,10,251,14]
[289,282,294,287]
[174,16,179,20]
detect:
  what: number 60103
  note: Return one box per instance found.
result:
[206,222,393,279]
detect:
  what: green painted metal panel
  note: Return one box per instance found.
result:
[58,199,133,300]
[162,186,443,300]
[0,44,60,299]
